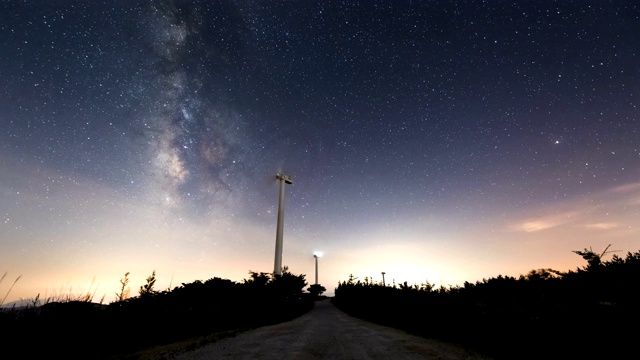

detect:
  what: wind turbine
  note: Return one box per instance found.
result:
[273,173,292,275]
[314,252,322,285]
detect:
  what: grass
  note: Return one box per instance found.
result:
[41,276,106,305]
[109,327,254,360]
[0,272,22,308]
[1,269,313,359]
[1,273,108,310]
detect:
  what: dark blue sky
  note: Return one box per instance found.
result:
[1,1,639,302]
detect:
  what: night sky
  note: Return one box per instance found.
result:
[2,1,639,304]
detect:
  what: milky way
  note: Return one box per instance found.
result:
[1,1,639,303]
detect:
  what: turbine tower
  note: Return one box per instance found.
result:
[273,173,292,275]
[314,252,322,285]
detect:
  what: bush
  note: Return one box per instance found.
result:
[0,269,313,359]
[332,249,640,359]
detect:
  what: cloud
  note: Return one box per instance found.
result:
[606,182,640,205]
[512,182,640,233]
[585,222,618,230]
[517,211,579,233]
[607,182,640,194]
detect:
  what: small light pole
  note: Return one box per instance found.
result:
[313,252,322,285]
[273,173,292,276]
[381,272,386,286]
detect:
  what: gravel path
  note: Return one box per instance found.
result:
[170,300,492,360]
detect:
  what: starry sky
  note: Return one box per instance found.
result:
[1,1,639,304]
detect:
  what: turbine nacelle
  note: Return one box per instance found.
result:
[276,173,293,184]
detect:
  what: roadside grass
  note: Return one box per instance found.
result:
[1,269,313,359]
[125,297,316,360]
[1,273,108,311]
[0,272,22,308]
[111,327,253,360]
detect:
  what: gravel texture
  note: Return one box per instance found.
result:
[170,299,492,360]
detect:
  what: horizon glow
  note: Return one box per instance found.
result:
[2,1,639,305]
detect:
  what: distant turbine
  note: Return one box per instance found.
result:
[313,252,322,285]
[273,173,292,275]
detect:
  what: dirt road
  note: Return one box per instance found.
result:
[170,299,492,360]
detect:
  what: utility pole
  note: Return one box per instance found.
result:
[381,272,386,286]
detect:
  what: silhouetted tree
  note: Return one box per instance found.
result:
[139,270,157,297]
[243,271,271,288]
[271,269,307,298]
[308,284,326,298]
[332,248,640,360]
[523,268,563,281]
[115,272,130,302]
[573,244,614,270]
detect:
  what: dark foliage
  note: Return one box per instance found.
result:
[0,269,312,359]
[308,284,326,299]
[332,249,640,360]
